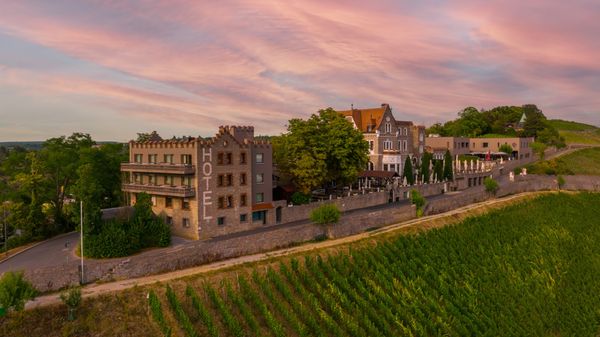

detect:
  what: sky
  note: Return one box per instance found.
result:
[1,0,599,141]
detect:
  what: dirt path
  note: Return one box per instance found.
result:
[25,190,554,310]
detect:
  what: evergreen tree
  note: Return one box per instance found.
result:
[443,150,453,181]
[403,158,415,185]
[420,153,432,183]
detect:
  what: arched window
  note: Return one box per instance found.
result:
[367,161,374,170]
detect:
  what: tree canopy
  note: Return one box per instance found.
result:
[426,105,565,148]
[272,108,369,193]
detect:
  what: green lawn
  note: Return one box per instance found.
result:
[526,147,600,175]
[6,193,600,337]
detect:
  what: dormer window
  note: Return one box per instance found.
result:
[385,123,391,133]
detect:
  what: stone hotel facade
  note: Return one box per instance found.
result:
[121,126,275,240]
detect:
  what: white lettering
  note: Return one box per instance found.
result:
[201,147,213,224]
[203,191,213,220]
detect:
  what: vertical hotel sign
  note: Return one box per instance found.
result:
[201,147,213,230]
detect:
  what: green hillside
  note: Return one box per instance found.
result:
[6,193,600,336]
[548,119,597,131]
[526,147,600,176]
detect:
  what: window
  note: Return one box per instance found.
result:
[182,199,190,210]
[148,154,157,164]
[226,152,232,165]
[163,154,173,164]
[404,128,408,136]
[385,123,391,133]
[226,174,233,186]
[148,174,156,185]
[240,173,247,185]
[218,174,224,187]
[133,173,142,184]
[483,142,489,148]
[419,132,424,141]
[165,175,173,186]
[182,176,192,187]
[151,196,157,206]
[134,154,143,163]
[182,218,190,228]
[256,153,264,163]
[240,194,247,207]
[256,173,264,184]
[369,141,374,150]
[217,152,224,165]
[218,197,224,209]
[181,154,192,165]
[165,197,173,208]
[240,214,248,222]
[383,140,392,150]
[166,216,173,226]
[240,152,247,164]
[403,140,408,151]
[227,195,233,208]
[217,217,225,226]
[252,210,266,222]
[383,164,389,171]
[256,192,264,203]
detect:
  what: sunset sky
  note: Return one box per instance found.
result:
[1,1,599,141]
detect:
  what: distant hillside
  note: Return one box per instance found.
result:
[548,119,598,131]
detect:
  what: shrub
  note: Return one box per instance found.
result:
[0,271,37,312]
[291,192,311,205]
[484,177,499,196]
[557,175,566,190]
[410,189,426,216]
[310,204,341,225]
[499,144,513,154]
[60,287,82,321]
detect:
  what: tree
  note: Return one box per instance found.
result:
[433,159,444,182]
[484,177,499,196]
[531,142,548,160]
[420,153,432,183]
[59,286,81,321]
[403,159,415,185]
[443,150,453,181]
[273,108,369,193]
[136,131,162,142]
[499,144,513,155]
[310,204,341,239]
[0,271,37,312]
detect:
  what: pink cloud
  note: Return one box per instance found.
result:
[0,0,599,140]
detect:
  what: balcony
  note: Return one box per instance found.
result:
[121,163,195,175]
[122,183,196,198]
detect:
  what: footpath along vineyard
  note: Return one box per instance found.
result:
[150,193,600,337]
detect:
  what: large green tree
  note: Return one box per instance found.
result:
[420,152,432,183]
[403,159,415,185]
[273,108,369,193]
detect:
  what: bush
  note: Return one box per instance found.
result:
[291,192,310,205]
[410,189,426,216]
[484,177,499,196]
[310,204,341,225]
[84,193,171,258]
[0,271,37,312]
[60,287,82,321]
[557,175,566,190]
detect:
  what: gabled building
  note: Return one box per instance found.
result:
[121,126,275,240]
[338,103,425,173]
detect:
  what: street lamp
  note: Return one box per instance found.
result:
[79,200,84,285]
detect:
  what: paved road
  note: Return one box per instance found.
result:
[0,233,190,274]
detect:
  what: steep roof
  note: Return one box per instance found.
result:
[338,104,390,133]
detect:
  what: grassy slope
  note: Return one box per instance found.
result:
[548,119,600,145]
[4,193,600,337]
[526,147,600,175]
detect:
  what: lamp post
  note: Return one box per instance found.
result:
[80,200,84,284]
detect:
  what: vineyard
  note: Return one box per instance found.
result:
[147,193,600,337]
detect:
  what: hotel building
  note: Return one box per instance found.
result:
[121,126,275,240]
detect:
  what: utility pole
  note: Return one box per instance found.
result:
[80,200,84,284]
